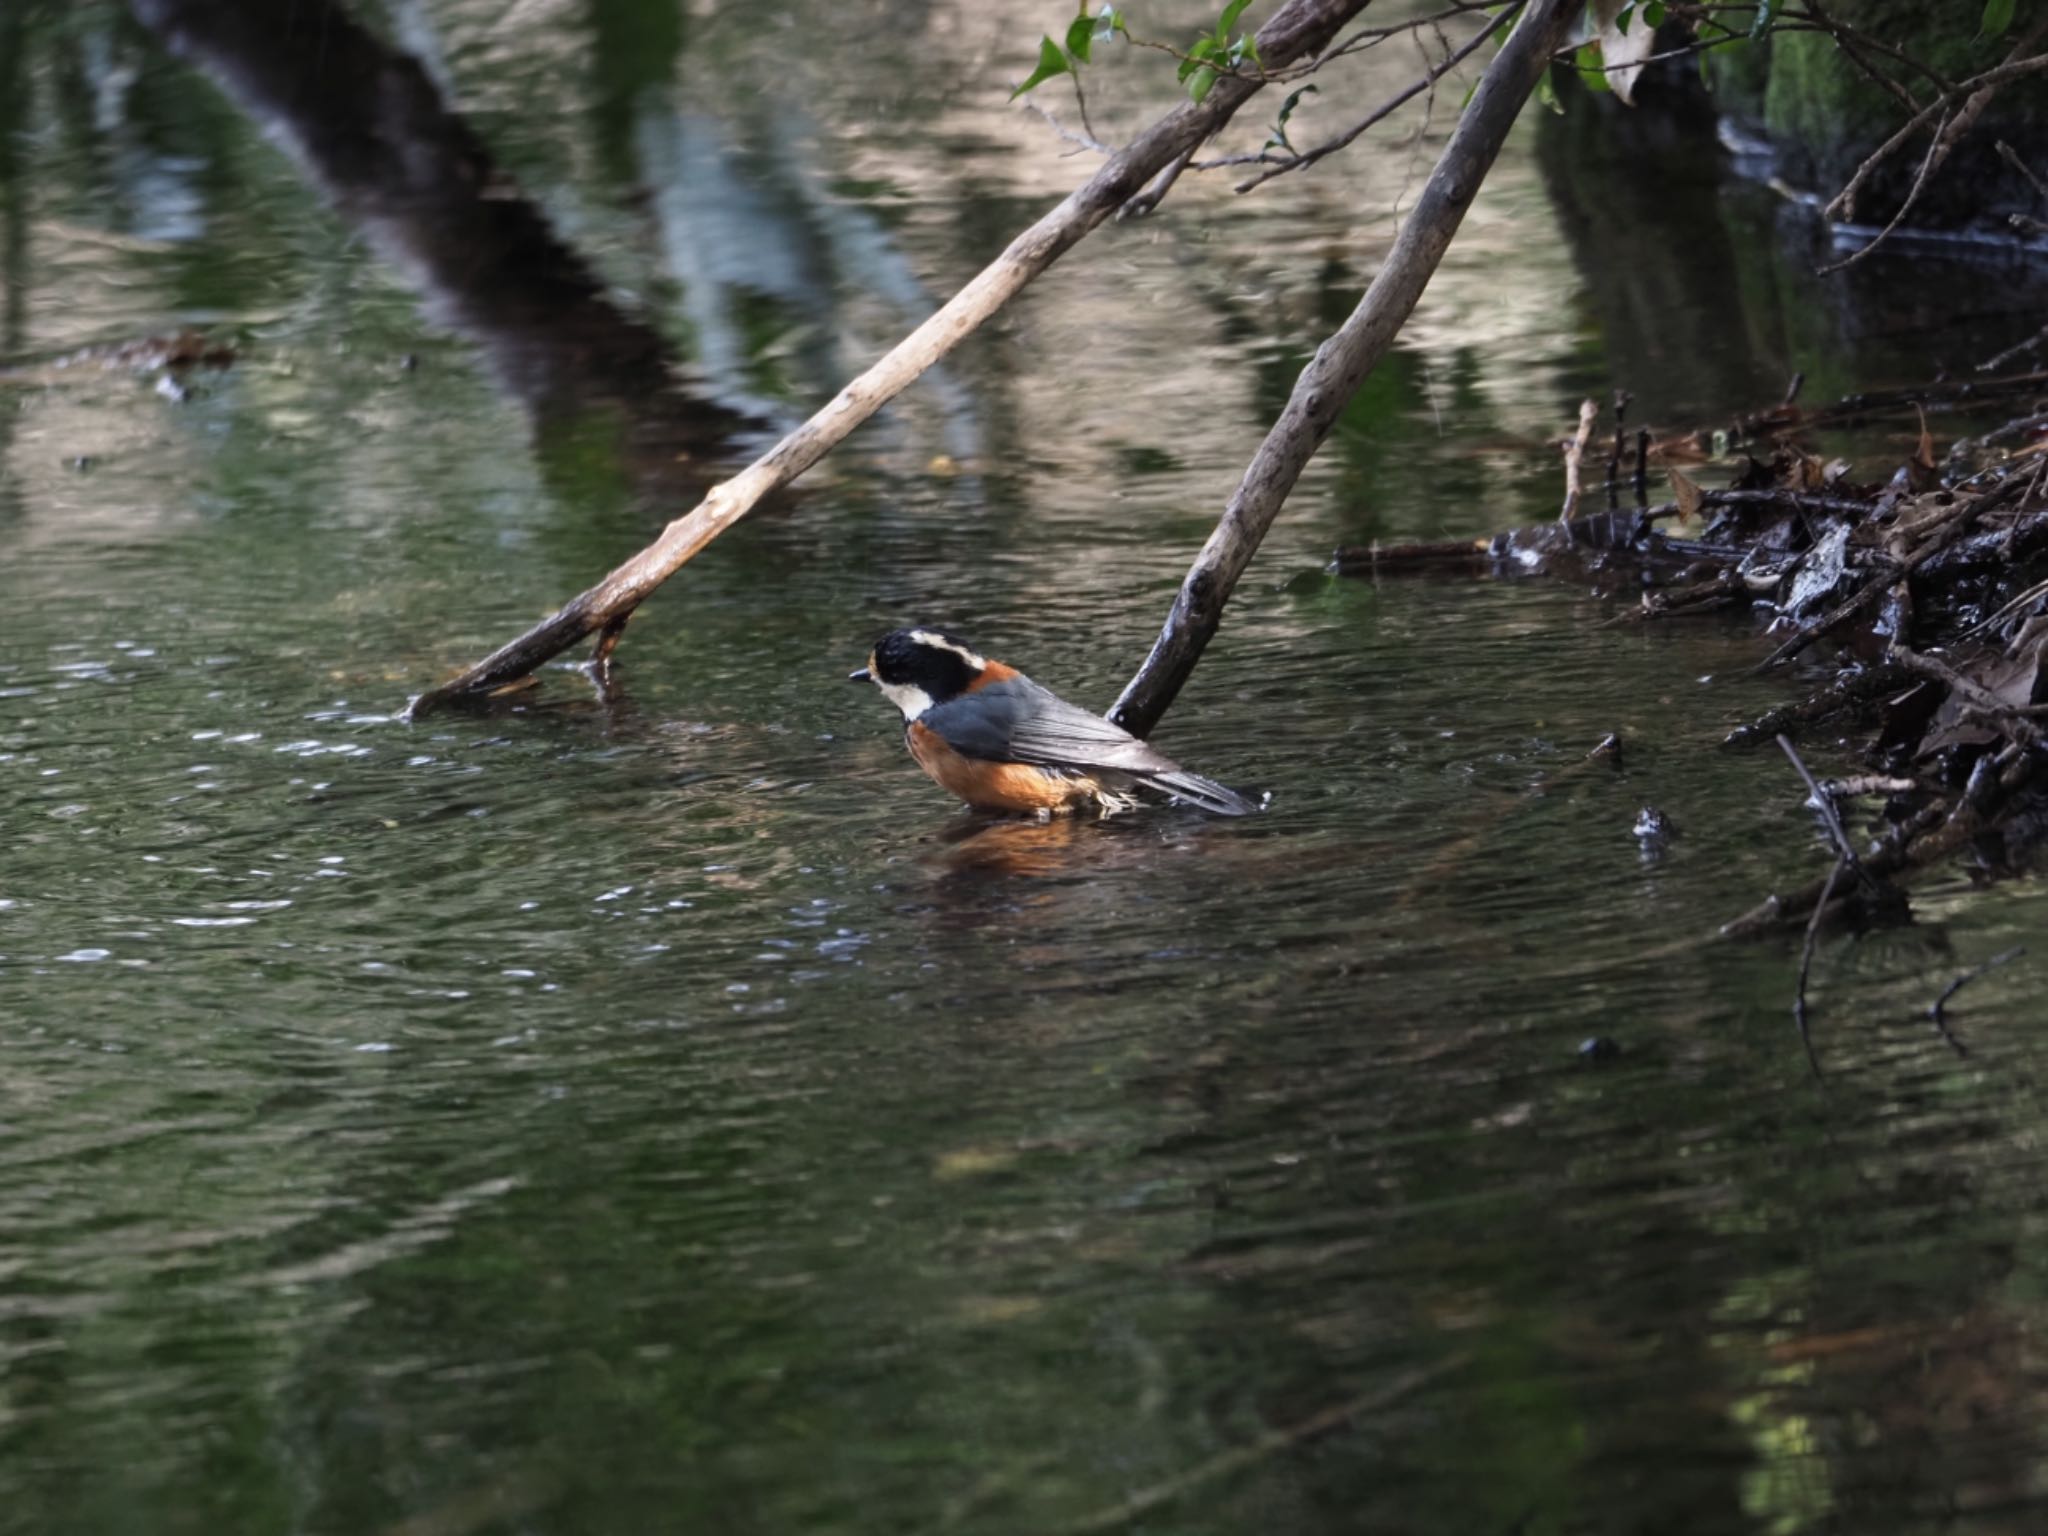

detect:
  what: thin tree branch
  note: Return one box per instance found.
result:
[1559,396,1599,523]
[1776,733,1872,885]
[1222,1,1519,193]
[1119,148,1193,220]
[1778,4,1955,96]
[1929,945,2024,1045]
[1025,100,1113,158]
[1997,137,2048,202]
[1792,856,1843,1078]
[1823,33,2048,229]
[1891,645,2047,746]
[1111,0,1578,736]
[407,0,1375,715]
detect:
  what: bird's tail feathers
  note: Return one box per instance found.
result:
[1139,769,1264,817]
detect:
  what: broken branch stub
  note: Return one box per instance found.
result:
[406,0,1375,717]
[1110,0,1577,738]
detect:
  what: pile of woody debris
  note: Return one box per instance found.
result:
[1336,373,2048,941]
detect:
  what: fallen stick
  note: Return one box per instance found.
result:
[1559,396,1599,522]
[406,0,1375,716]
[1792,856,1846,1079]
[1604,389,1629,503]
[1776,733,1872,884]
[1929,944,2024,1045]
[1722,744,2038,937]
[1110,0,1577,735]
[1724,662,1913,747]
[1891,644,2047,746]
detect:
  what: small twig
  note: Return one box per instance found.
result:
[1069,59,1101,149]
[1119,147,1194,220]
[1792,856,1845,1079]
[1781,3,1955,96]
[1891,645,2047,745]
[1821,34,2048,242]
[1928,945,2024,1046]
[1776,733,1867,877]
[1997,138,2048,204]
[1793,3,1920,114]
[1024,100,1114,158]
[1060,1356,1469,1534]
[1605,389,1630,506]
[1632,428,1649,504]
[1958,574,2048,641]
[1227,1,1520,193]
[1320,0,1503,67]
[1726,735,2041,941]
[1725,662,1913,747]
[1558,397,1599,523]
[1977,322,2048,374]
[1819,101,1971,274]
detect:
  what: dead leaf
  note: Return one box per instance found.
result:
[1909,405,1943,491]
[1667,463,1704,521]
[1572,0,1656,105]
[1784,523,1852,618]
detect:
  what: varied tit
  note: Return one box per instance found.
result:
[849,627,1258,817]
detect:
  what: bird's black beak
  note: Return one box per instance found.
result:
[847,667,871,683]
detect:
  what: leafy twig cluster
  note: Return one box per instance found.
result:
[1013,0,2042,237]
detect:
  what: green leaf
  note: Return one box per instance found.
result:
[1094,5,1127,41]
[1749,0,1777,40]
[1614,4,1632,35]
[1264,82,1317,150]
[1010,35,1071,99]
[1188,63,1219,103]
[1178,33,1219,82]
[1983,0,2017,37]
[1218,0,1253,37]
[1065,14,1094,63]
[1536,69,1565,115]
[1644,0,1667,25]
[1576,42,1611,91]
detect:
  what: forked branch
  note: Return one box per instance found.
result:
[407,0,1377,716]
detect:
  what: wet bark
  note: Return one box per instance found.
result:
[1110,0,1578,737]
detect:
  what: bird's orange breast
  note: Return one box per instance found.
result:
[906,721,1096,813]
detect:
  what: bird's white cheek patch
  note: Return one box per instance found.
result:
[879,681,935,719]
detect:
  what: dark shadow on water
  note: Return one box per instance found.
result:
[129,0,758,502]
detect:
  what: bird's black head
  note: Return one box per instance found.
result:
[849,627,988,718]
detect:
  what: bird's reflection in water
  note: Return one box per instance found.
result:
[926,813,1101,880]
[916,812,1191,945]
[922,808,1254,885]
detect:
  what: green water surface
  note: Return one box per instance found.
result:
[5,3,2048,1533]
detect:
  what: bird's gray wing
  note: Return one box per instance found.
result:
[922,677,1258,815]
